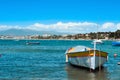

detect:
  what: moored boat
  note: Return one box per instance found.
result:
[112,41,120,46]
[92,39,103,44]
[26,42,40,45]
[65,42,108,70]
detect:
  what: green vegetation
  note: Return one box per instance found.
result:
[30,30,120,40]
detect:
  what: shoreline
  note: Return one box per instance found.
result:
[0,38,118,41]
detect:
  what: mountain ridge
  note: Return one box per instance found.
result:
[0,29,67,36]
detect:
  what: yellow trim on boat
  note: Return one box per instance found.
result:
[67,50,108,58]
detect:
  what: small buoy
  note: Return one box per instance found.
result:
[118,62,120,65]
[114,53,117,58]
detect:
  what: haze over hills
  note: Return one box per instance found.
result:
[0,29,69,36]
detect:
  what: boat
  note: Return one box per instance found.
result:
[92,39,103,44]
[112,41,120,46]
[65,42,108,70]
[26,42,40,45]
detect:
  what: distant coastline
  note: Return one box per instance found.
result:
[0,37,118,41]
[0,30,120,40]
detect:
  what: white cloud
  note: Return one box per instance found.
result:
[101,22,115,29]
[0,25,9,30]
[0,25,23,30]
[100,22,117,32]
[116,23,120,29]
[26,22,98,33]
[0,22,120,34]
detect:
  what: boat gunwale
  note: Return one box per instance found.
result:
[66,50,108,58]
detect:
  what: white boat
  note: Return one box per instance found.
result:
[65,42,108,70]
[92,39,103,44]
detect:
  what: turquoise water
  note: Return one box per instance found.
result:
[0,40,120,80]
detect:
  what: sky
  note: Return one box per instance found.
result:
[0,0,120,34]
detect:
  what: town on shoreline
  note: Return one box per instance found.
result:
[0,30,120,40]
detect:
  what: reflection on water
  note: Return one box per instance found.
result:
[65,63,109,80]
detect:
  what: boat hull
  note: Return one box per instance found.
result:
[68,56,107,70]
[66,50,108,70]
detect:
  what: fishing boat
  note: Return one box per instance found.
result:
[65,42,108,70]
[112,41,120,46]
[26,42,40,45]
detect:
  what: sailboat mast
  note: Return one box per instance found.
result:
[96,25,98,39]
[94,42,96,56]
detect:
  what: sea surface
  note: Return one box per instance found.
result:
[0,40,120,80]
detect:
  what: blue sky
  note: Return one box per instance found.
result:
[0,0,120,33]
